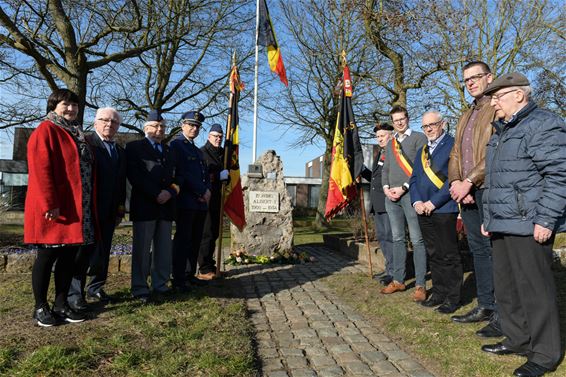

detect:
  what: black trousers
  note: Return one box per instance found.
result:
[172,209,206,287]
[492,234,561,369]
[32,246,78,309]
[197,201,221,274]
[418,213,462,303]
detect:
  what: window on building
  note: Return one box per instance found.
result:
[286,185,297,206]
[308,185,320,208]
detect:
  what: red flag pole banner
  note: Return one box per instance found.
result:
[258,0,288,86]
[223,65,246,231]
[324,64,364,220]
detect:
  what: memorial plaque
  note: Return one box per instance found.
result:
[249,191,279,213]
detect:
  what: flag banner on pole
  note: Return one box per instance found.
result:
[324,64,364,220]
[258,0,288,87]
[224,65,246,230]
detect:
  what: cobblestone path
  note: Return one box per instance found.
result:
[226,245,436,377]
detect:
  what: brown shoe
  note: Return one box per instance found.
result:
[413,286,427,302]
[380,281,406,294]
[196,272,216,281]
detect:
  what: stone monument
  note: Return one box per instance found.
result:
[231,150,293,255]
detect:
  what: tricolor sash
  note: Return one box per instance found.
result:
[421,145,447,189]
[392,138,413,177]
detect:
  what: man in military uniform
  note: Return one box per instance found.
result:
[197,124,229,280]
[127,110,177,303]
[170,111,211,291]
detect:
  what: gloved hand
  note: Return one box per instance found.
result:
[219,169,229,181]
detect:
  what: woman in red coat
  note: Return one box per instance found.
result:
[25,89,94,326]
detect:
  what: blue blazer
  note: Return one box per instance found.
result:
[169,135,210,211]
[409,134,458,213]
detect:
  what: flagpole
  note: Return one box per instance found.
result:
[252,0,260,163]
[215,52,238,278]
[358,184,374,277]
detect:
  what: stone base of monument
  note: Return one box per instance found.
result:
[322,234,386,271]
[230,150,293,256]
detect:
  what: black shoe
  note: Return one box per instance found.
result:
[52,303,86,323]
[68,297,89,312]
[451,306,493,323]
[435,302,460,314]
[421,295,445,308]
[88,289,111,302]
[33,304,59,327]
[173,285,191,294]
[513,361,551,377]
[133,295,150,305]
[481,342,527,356]
[476,322,503,338]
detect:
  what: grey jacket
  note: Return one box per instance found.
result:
[483,102,566,235]
[382,130,427,188]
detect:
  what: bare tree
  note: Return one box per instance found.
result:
[265,0,383,228]
[98,0,256,134]
[0,0,165,124]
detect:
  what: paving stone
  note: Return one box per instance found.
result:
[263,358,285,371]
[310,321,334,329]
[321,336,345,346]
[395,358,426,371]
[259,347,280,359]
[373,341,401,352]
[316,328,339,337]
[350,342,376,353]
[333,352,360,364]
[267,371,289,377]
[359,350,387,364]
[280,348,305,357]
[317,366,345,377]
[343,334,368,343]
[328,344,352,355]
[285,356,309,369]
[289,369,317,377]
[308,355,337,368]
[294,329,317,338]
[299,337,323,347]
[370,360,401,375]
[407,371,436,377]
[342,361,374,375]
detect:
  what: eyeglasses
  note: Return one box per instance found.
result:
[392,116,408,124]
[97,118,120,125]
[491,89,518,101]
[209,134,223,139]
[462,72,489,84]
[421,120,443,130]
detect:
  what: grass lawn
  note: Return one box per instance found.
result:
[324,266,566,377]
[0,274,256,376]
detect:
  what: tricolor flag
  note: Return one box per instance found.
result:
[258,0,288,86]
[324,64,364,220]
[223,64,246,230]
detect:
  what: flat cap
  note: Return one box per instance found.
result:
[181,110,205,126]
[483,72,530,96]
[209,123,223,134]
[373,123,394,132]
[147,110,163,122]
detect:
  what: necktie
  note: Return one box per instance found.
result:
[104,141,118,161]
[154,143,163,159]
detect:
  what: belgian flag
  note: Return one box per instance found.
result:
[223,64,246,230]
[258,0,288,86]
[324,64,364,220]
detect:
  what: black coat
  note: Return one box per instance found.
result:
[87,133,127,225]
[126,138,176,221]
[361,147,387,214]
[200,141,224,199]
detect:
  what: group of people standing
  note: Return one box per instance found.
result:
[364,61,565,377]
[24,89,228,327]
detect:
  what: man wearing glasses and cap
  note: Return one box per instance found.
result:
[170,111,211,291]
[197,124,230,280]
[127,110,178,303]
[480,73,565,377]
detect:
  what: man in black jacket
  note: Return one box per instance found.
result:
[196,124,229,280]
[127,110,178,303]
[68,107,126,310]
[361,123,394,285]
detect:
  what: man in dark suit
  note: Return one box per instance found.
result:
[410,110,462,314]
[361,123,394,286]
[68,107,126,310]
[170,111,211,291]
[126,110,178,303]
[196,123,229,280]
